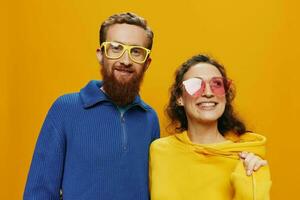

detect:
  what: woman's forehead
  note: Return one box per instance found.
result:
[184,63,222,80]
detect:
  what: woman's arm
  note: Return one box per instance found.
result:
[231,160,272,200]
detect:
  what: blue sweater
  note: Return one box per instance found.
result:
[24,80,160,200]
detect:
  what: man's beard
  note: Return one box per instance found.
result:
[101,65,145,106]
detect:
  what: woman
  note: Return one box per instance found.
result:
[150,54,271,200]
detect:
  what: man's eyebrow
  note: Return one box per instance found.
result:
[110,40,143,47]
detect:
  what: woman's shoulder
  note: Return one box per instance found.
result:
[151,135,177,148]
[150,134,185,158]
[226,131,267,143]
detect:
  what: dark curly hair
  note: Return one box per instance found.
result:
[166,54,247,135]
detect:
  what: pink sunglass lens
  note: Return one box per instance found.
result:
[210,78,226,95]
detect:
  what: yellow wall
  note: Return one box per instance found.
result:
[1,0,299,199]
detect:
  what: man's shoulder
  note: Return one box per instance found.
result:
[138,99,157,113]
[135,98,157,118]
[52,92,81,108]
[47,92,82,116]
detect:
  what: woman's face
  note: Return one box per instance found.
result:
[178,63,227,124]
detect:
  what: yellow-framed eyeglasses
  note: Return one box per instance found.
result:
[100,41,151,64]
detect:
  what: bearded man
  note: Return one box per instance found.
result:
[24,12,160,200]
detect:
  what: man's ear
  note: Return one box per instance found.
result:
[143,57,152,72]
[96,48,103,64]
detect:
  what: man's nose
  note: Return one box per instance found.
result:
[119,50,132,66]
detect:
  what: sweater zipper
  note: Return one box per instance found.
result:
[120,112,128,151]
[118,104,137,151]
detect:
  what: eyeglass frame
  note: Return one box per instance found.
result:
[100,41,151,64]
[182,76,232,97]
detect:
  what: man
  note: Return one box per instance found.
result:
[24,12,159,200]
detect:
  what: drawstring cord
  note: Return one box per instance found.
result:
[252,173,256,200]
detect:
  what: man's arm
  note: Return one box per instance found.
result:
[24,111,66,200]
[151,112,160,141]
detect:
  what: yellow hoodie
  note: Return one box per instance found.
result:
[149,131,271,200]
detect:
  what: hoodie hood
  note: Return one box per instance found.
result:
[174,131,267,159]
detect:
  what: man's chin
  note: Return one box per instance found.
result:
[114,75,134,85]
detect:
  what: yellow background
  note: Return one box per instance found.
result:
[1,0,299,199]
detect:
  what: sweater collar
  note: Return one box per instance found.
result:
[79,80,148,110]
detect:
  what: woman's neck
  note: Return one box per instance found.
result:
[187,119,226,144]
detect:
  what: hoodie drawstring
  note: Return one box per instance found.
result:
[252,173,256,200]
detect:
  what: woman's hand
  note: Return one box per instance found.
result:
[239,151,268,176]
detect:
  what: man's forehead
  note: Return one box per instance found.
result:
[105,23,149,47]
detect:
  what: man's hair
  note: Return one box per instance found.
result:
[99,12,154,49]
[166,54,247,135]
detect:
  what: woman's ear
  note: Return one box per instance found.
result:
[177,97,184,106]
